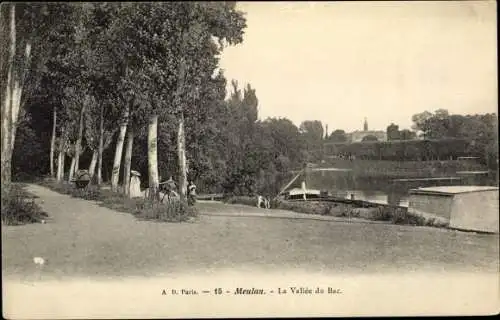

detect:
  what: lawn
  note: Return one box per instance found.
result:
[2,184,498,283]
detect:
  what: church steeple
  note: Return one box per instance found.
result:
[363,117,368,131]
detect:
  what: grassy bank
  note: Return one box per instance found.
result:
[224,195,448,228]
[37,178,197,223]
[1,184,49,225]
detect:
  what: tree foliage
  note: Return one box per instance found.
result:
[411,109,498,168]
[327,129,348,143]
[4,3,497,202]
[361,135,379,142]
[386,123,400,141]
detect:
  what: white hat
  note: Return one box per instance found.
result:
[131,170,141,177]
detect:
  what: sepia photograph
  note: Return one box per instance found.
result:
[1,1,499,318]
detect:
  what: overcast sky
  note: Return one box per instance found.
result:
[218,1,497,133]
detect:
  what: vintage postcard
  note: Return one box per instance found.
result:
[1,1,498,318]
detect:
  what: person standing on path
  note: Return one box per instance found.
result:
[187,181,197,206]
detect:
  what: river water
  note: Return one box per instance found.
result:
[301,171,496,207]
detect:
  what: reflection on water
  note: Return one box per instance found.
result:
[301,170,495,207]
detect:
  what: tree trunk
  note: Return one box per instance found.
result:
[61,151,66,181]
[10,58,25,150]
[11,30,31,149]
[148,114,159,201]
[177,115,188,200]
[74,104,86,175]
[97,104,104,185]
[57,149,66,183]
[56,127,66,182]
[1,4,16,197]
[123,128,134,196]
[172,35,190,201]
[10,80,21,151]
[1,68,13,196]
[68,156,76,182]
[56,151,63,182]
[50,106,57,177]
[88,150,98,178]
[56,148,63,182]
[111,106,129,192]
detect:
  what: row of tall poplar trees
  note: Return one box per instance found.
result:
[1,2,246,201]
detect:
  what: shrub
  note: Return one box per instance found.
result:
[337,206,361,218]
[69,184,103,201]
[134,199,198,222]
[1,185,48,225]
[274,200,365,218]
[273,197,450,229]
[367,206,448,227]
[224,196,256,207]
[367,206,425,224]
[390,208,424,225]
[269,198,281,209]
[321,203,334,215]
[391,209,448,227]
[83,186,104,201]
[370,207,393,221]
[275,200,332,215]
[98,192,144,214]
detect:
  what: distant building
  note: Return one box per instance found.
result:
[346,118,387,143]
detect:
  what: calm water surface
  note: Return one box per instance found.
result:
[301,171,495,207]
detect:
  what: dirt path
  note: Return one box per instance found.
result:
[2,184,499,283]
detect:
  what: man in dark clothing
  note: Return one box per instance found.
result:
[159,176,177,202]
[166,176,177,192]
[187,181,197,205]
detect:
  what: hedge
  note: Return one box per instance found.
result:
[323,138,474,161]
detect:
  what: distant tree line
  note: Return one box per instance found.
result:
[386,123,417,141]
[325,138,473,162]
[324,109,497,169]
[411,109,498,169]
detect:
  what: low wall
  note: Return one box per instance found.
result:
[407,193,453,224]
[450,190,499,233]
